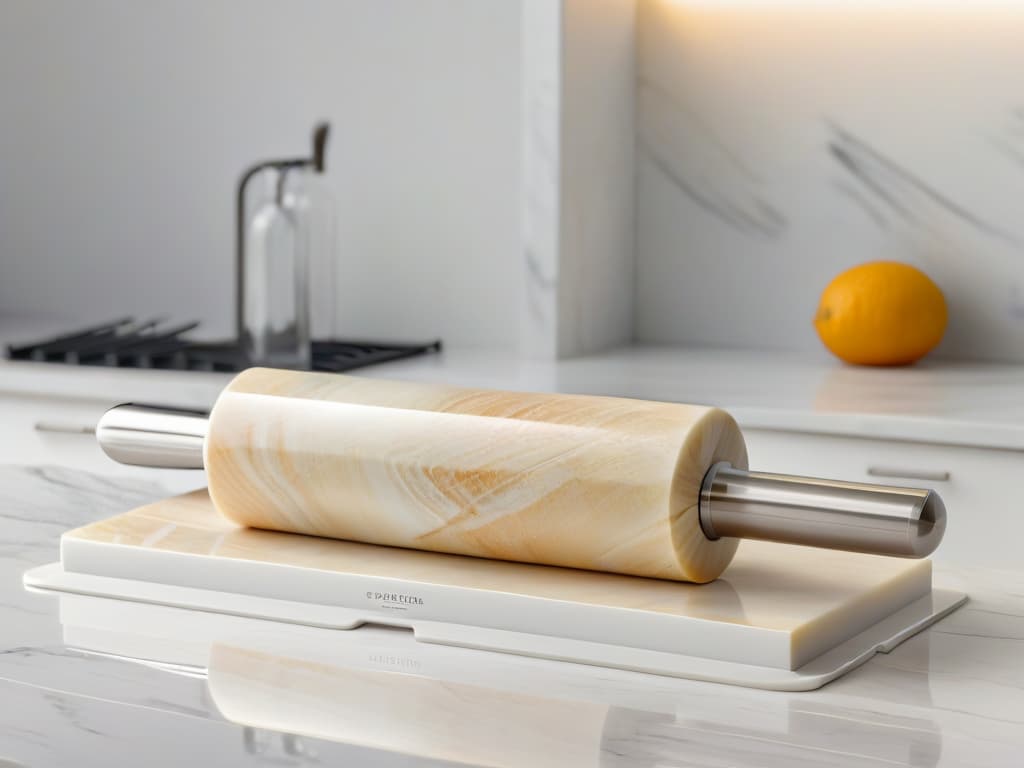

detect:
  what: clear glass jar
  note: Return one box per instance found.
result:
[237,124,334,368]
[282,170,336,343]
[241,165,310,369]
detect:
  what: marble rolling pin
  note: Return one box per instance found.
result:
[96,368,945,583]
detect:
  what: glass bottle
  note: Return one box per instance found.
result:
[237,123,332,369]
[282,169,336,342]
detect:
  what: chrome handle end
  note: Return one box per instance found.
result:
[699,462,946,559]
[96,404,208,470]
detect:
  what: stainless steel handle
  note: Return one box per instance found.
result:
[699,462,945,558]
[96,404,208,469]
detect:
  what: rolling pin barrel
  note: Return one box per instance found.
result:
[97,396,946,565]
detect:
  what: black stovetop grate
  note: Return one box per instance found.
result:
[6,318,442,373]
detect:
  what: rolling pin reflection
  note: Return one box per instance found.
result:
[207,639,941,768]
[209,643,610,768]
[47,584,939,768]
[97,368,945,583]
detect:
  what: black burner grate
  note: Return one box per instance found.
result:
[6,318,442,373]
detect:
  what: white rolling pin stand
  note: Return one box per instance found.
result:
[25,372,966,691]
[25,488,964,692]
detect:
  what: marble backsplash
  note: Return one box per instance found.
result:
[6,1,1022,363]
[634,1,1024,361]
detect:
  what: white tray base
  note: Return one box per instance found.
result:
[25,561,965,691]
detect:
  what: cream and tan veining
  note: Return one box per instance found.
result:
[203,368,747,582]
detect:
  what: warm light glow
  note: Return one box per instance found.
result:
[661,0,1023,7]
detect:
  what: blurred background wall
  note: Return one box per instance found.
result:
[0,0,523,347]
[5,1,1023,362]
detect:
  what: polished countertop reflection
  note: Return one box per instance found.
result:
[0,465,1021,767]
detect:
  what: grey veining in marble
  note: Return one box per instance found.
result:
[827,124,1020,247]
[635,0,1024,362]
[2,463,1024,766]
[520,1,635,359]
[0,466,168,634]
[638,76,787,242]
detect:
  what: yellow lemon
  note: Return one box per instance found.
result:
[814,261,947,366]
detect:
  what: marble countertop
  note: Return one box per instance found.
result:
[1,463,1022,767]
[5,314,1024,450]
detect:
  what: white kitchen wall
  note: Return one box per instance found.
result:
[521,0,637,358]
[559,0,636,357]
[0,0,523,348]
[636,0,1024,362]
